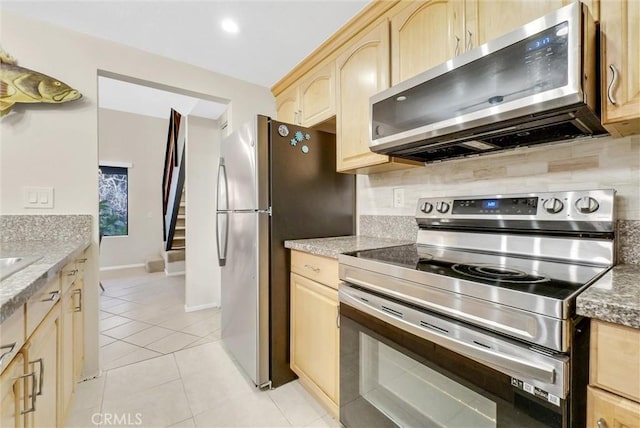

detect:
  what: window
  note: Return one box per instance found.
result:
[99,165,128,236]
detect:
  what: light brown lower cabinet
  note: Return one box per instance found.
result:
[588,386,640,428]
[290,250,340,417]
[25,307,59,428]
[0,252,87,428]
[588,319,640,428]
[0,352,26,428]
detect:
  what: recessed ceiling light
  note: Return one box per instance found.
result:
[221,18,239,34]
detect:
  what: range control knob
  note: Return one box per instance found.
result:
[436,201,450,213]
[420,202,434,214]
[543,198,564,214]
[575,196,599,214]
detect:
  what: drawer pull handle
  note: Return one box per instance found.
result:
[76,258,87,263]
[0,342,17,366]
[29,358,44,396]
[304,264,320,273]
[454,35,460,56]
[466,30,473,51]
[41,291,60,302]
[20,372,37,414]
[66,269,78,276]
[73,288,83,312]
[597,418,607,428]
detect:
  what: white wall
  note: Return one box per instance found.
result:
[185,116,221,311]
[98,108,166,269]
[358,135,640,222]
[0,9,275,378]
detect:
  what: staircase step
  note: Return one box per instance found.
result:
[164,249,185,262]
[173,230,185,239]
[145,257,164,273]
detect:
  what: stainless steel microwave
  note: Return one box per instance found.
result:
[369,2,607,163]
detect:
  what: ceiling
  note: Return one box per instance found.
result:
[2,1,368,119]
[0,1,369,88]
[98,76,228,120]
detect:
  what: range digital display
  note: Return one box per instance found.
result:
[483,200,499,209]
[452,197,538,215]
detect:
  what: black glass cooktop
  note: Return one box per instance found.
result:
[343,244,607,301]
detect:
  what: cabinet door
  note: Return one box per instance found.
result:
[276,85,299,125]
[466,0,570,48]
[290,273,339,406]
[588,386,640,428]
[1,353,26,428]
[299,62,336,127]
[336,21,390,172]
[600,0,640,131]
[25,308,58,428]
[391,0,464,84]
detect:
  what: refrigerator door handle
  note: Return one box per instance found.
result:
[217,158,229,211]
[217,212,229,266]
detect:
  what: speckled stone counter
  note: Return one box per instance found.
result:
[577,265,640,329]
[284,235,412,259]
[0,239,90,323]
[1,214,92,324]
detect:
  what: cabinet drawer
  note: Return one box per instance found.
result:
[591,319,640,402]
[0,307,25,373]
[26,277,60,338]
[291,251,339,289]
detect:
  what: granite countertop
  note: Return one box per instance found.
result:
[576,265,640,329]
[0,239,90,323]
[284,235,412,259]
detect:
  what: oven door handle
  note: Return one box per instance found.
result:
[341,291,557,384]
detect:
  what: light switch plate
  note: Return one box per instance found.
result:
[23,186,54,208]
[393,188,404,208]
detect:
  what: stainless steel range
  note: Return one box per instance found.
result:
[338,189,615,428]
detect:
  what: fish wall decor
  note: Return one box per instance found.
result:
[0,49,82,117]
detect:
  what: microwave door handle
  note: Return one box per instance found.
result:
[217,159,229,211]
[341,291,556,384]
[216,213,228,266]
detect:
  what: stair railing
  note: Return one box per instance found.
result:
[162,109,186,251]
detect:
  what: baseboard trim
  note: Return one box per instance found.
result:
[184,302,220,312]
[100,263,145,272]
[164,270,185,277]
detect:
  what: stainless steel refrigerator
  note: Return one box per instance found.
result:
[216,115,355,388]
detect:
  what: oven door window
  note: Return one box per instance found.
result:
[340,304,566,428]
[359,333,496,427]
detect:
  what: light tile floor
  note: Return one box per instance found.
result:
[67,268,339,428]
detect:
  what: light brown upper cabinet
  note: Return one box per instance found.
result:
[299,62,336,127]
[276,62,335,128]
[391,0,464,84]
[600,0,640,136]
[275,85,299,125]
[466,0,571,48]
[336,21,419,173]
[336,21,391,172]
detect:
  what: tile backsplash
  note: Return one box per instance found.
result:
[357,135,639,220]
